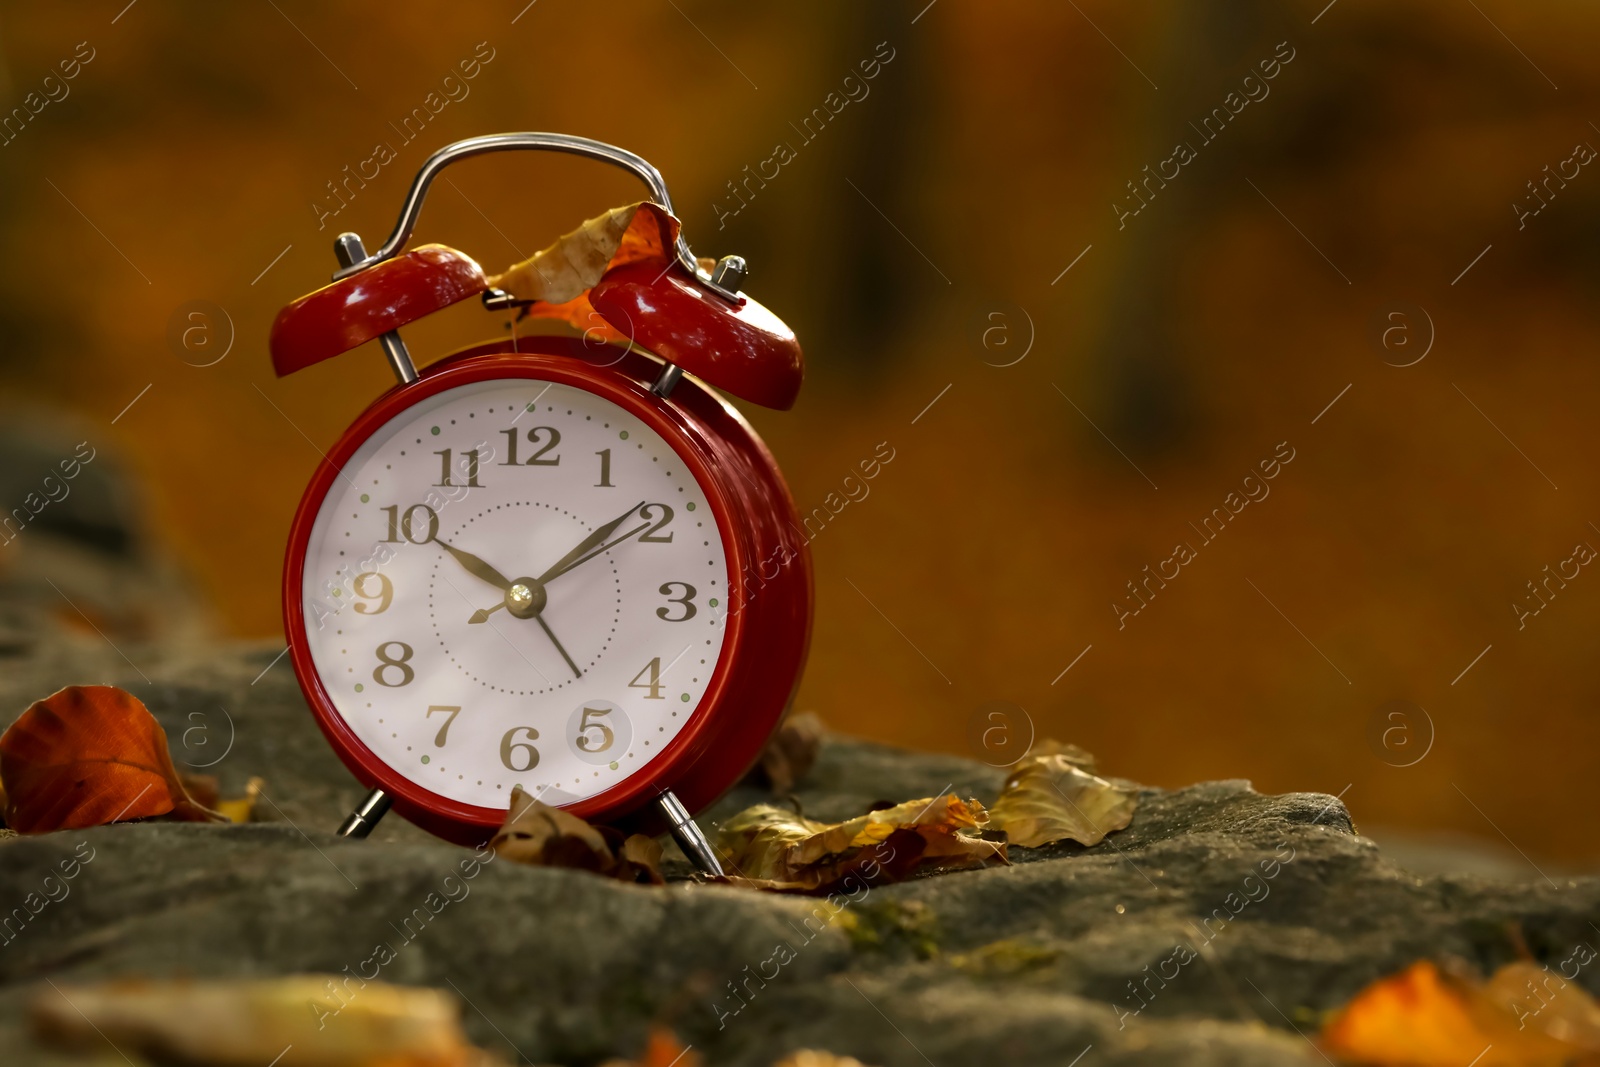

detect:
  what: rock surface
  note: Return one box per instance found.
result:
[2,430,1598,1066]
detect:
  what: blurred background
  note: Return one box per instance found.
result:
[1,1,1596,868]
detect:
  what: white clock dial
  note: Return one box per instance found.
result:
[299,378,731,809]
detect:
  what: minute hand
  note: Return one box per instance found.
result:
[536,502,646,584]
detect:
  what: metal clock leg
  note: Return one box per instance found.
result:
[656,790,725,876]
[337,788,392,838]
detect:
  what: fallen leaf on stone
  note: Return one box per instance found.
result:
[988,742,1136,849]
[601,1027,701,1067]
[748,710,825,793]
[1321,957,1600,1064]
[774,1053,879,1067]
[31,975,506,1067]
[491,785,664,885]
[717,794,1005,893]
[217,775,265,824]
[0,685,224,833]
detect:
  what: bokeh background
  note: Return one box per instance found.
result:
[2,1,1597,866]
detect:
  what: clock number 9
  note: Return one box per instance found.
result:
[657,582,697,622]
[352,572,392,614]
[575,706,615,753]
[380,504,438,544]
[499,726,540,771]
[373,641,414,687]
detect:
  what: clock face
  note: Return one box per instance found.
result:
[298,377,731,811]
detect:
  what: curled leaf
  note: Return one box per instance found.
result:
[487,201,683,347]
[1321,957,1600,1064]
[988,744,1136,849]
[717,795,1006,893]
[749,711,825,793]
[490,785,663,885]
[216,776,265,824]
[0,685,223,833]
[31,975,503,1067]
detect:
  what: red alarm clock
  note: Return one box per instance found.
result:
[268,134,811,874]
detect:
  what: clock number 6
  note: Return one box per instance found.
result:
[575,706,615,753]
[373,641,414,687]
[657,582,697,621]
[499,726,540,771]
[426,705,461,746]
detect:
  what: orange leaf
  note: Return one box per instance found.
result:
[0,685,222,833]
[1321,958,1600,1065]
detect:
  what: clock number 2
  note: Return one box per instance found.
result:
[575,706,615,753]
[373,641,414,687]
[499,726,540,771]
[426,705,461,747]
[637,503,674,543]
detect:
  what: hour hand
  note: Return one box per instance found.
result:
[436,539,513,592]
[468,602,505,624]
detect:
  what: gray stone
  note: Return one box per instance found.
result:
[2,641,1598,1067]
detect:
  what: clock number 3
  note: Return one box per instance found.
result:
[373,641,414,687]
[657,582,697,621]
[426,705,461,746]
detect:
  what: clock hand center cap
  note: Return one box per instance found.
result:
[504,578,547,619]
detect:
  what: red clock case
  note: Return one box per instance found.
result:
[282,336,814,845]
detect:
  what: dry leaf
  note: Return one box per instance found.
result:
[601,1027,701,1067]
[749,711,825,793]
[717,795,1005,893]
[988,744,1136,849]
[216,776,265,824]
[32,975,503,1067]
[773,1053,879,1067]
[0,685,224,833]
[1322,957,1600,1065]
[486,201,682,347]
[490,785,664,885]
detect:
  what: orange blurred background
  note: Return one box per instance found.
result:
[2,1,1598,863]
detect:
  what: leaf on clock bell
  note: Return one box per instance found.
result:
[746,711,825,794]
[987,744,1136,849]
[0,685,225,833]
[31,975,508,1067]
[1320,956,1600,1064]
[490,785,663,885]
[716,794,1006,893]
[488,201,679,308]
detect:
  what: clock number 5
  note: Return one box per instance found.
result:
[426,705,461,747]
[499,726,540,771]
[575,706,615,753]
[657,582,697,622]
[373,641,414,687]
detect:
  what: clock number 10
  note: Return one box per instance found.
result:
[381,504,438,544]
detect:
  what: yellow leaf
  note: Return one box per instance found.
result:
[988,748,1135,849]
[31,976,504,1067]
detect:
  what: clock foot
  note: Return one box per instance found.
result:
[656,790,724,877]
[336,788,392,838]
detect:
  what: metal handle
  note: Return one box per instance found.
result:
[332,132,734,299]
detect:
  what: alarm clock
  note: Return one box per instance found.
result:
[268,134,812,874]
